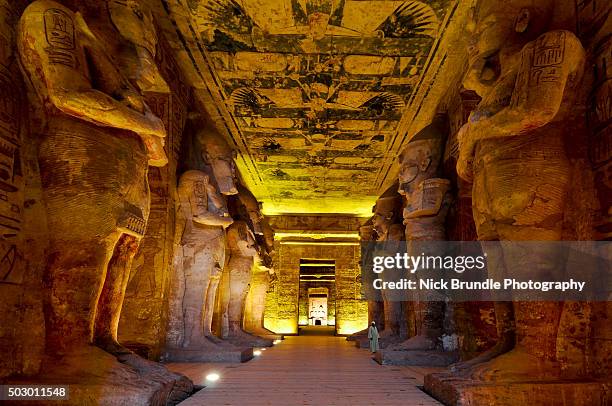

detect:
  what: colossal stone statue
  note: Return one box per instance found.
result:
[165,170,251,362]
[425,0,604,404]
[455,0,584,381]
[377,114,457,366]
[371,195,408,347]
[17,0,192,402]
[348,223,385,345]
[18,0,166,357]
[224,220,273,347]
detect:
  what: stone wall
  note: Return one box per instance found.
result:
[0,0,46,379]
[264,240,367,335]
[577,0,612,378]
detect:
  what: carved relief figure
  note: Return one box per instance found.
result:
[167,170,233,351]
[18,0,167,360]
[384,114,455,364]
[453,0,586,380]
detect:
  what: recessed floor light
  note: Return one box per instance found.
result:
[206,373,220,382]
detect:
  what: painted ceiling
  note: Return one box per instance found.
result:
[158,0,459,215]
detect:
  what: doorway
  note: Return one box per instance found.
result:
[308,289,328,326]
[298,259,335,332]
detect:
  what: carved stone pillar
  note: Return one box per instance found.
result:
[223,220,273,347]
[164,170,252,363]
[376,114,458,366]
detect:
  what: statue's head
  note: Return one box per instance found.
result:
[198,127,238,195]
[372,196,401,235]
[77,0,166,92]
[359,225,375,241]
[228,220,258,257]
[463,0,554,95]
[398,114,447,195]
[261,217,276,254]
[238,184,264,235]
[107,0,166,92]
[260,251,274,269]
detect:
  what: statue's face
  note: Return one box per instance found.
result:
[372,210,392,234]
[398,140,437,195]
[205,152,238,195]
[247,208,264,235]
[359,226,374,241]
[240,193,264,235]
[108,0,166,92]
[463,1,516,95]
[262,222,275,251]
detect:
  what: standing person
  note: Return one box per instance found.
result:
[368,322,380,353]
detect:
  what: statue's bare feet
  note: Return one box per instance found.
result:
[388,335,436,351]
[377,329,403,347]
[449,339,513,375]
[117,352,169,375]
[227,329,272,347]
[94,336,133,356]
[467,349,561,382]
[204,334,225,345]
[204,334,240,349]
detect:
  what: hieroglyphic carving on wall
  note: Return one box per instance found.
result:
[267,214,363,233]
[588,36,612,239]
[0,0,25,286]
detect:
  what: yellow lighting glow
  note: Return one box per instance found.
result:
[264,318,297,335]
[274,232,359,240]
[273,340,281,344]
[280,241,360,246]
[254,350,262,356]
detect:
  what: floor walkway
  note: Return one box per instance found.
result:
[168,328,442,406]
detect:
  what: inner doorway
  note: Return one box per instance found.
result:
[308,289,328,326]
[298,259,335,335]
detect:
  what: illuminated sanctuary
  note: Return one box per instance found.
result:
[0,0,610,405]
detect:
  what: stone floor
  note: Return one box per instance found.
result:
[168,327,442,405]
